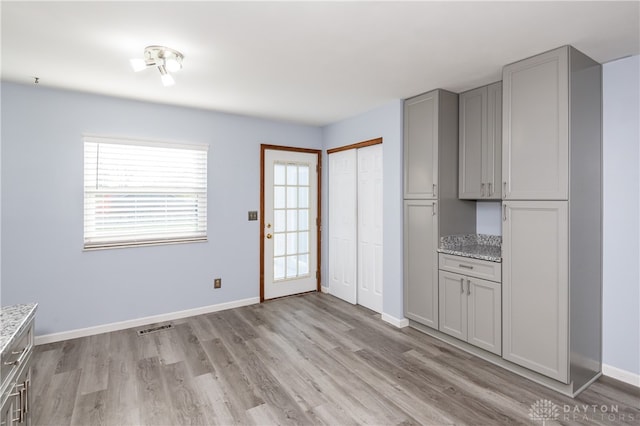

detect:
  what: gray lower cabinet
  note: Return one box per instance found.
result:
[439,265,502,356]
[502,200,569,383]
[459,82,502,200]
[404,200,439,328]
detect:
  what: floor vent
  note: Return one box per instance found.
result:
[137,324,173,336]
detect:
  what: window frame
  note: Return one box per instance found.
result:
[83,134,208,250]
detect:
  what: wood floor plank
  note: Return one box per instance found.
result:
[31,293,640,426]
[103,331,141,426]
[76,333,110,395]
[70,389,106,426]
[160,361,208,425]
[136,356,174,426]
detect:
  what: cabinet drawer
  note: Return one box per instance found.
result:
[1,322,33,388]
[439,254,501,282]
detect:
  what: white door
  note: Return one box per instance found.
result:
[328,149,357,304]
[328,144,383,313]
[357,144,383,312]
[263,148,318,300]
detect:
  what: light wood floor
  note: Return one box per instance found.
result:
[33,293,639,425]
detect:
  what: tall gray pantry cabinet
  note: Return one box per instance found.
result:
[403,90,475,329]
[502,46,602,394]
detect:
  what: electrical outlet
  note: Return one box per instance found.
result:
[248,211,258,221]
[214,278,222,289]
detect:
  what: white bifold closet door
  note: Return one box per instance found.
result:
[329,144,383,313]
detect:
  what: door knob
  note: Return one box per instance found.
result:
[266,233,272,239]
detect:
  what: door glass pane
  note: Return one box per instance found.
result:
[286,255,298,278]
[298,254,309,275]
[299,166,309,185]
[274,233,285,256]
[271,161,312,282]
[274,164,286,185]
[274,257,285,280]
[274,210,285,232]
[287,165,297,185]
[298,232,308,253]
[287,187,298,208]
[274,187,285,209]
[286,232,298,255]
[298,210,309,231]
[298,187,309,208]
[287,210,298,231]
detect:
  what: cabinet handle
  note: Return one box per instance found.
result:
[3,359,19,366]
[503,181,507,195]
[481,183,486,197]
[488,182,493,196]
[458,264,473,270]
[467,279,471,295]
[460,278,464,294]
[24,379,29,414]
[432,202,436,216]
[433,183,437,197]
[503,204,507,221]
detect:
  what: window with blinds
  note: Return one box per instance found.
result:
[83,136,208,249]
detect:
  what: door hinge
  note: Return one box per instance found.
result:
[316,164,319,173]
[316,270,320,280]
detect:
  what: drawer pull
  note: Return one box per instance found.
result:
[3,359,20,366]
[458,264,474,270]
[11,348,26,356]
[460,278,464,294]
[467,279,471,295]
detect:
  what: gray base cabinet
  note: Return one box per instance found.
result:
[439,256,502,356]
[502,201,568,382]
[404,200,439,328]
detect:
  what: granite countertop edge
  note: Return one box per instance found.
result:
[437,247,502,263]
[438,234,502,263]
[0,303,38,356]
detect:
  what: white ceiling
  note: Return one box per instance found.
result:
[2,1,639,126]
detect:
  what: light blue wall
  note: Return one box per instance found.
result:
[476,201,502,235]
[602,55,640,376]
[1,82,322,336]
[321,101,404,320]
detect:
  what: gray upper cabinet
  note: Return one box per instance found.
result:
[502,47,569,200]
[459,82,502,199]
[404,91,439,199]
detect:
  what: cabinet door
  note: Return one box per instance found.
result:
[502,47,568,200]
[459,86,486,199]
[404,91,439,199]
[404,200,438,328]
[502,201,568,383]
[438,271,467,340]
[467,277,501,355]
[485,81,502,199]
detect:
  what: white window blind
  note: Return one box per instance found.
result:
[83,136,208,249]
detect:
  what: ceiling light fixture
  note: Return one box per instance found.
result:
[130,45,183,87]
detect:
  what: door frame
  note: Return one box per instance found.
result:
[260,144,322,302]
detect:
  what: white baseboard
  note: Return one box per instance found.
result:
[35,297,260,345]
[602,363,640,388]
[321,286,330,294]
[381,313,409,328]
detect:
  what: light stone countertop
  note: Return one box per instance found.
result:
[438,234,502,262]
[0,303,37,356]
